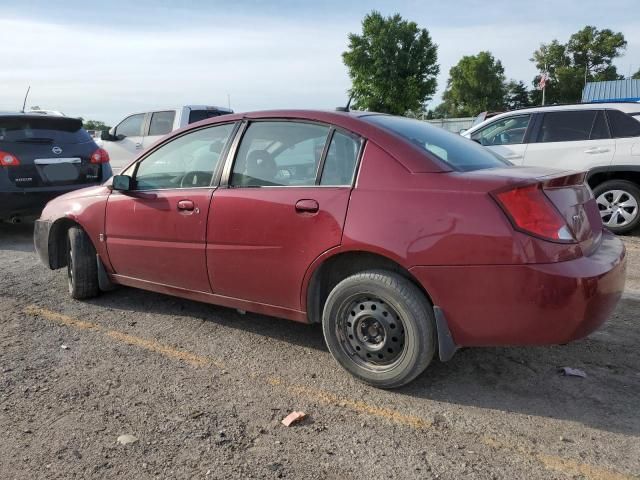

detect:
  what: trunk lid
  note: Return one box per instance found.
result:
[0,115,102,188]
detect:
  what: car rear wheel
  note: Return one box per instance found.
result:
[67,226,99,299]
[593,180,640,234]
[322,270,436,389]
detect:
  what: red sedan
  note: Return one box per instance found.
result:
[34,110,626,388]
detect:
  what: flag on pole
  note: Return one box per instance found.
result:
[539,73,548,90]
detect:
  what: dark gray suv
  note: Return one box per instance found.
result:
[0,113,112,222]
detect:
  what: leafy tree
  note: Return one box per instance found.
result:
[441,51,506,117]
[632,68,640,80]
[531,26,627,104]
[505,80,531,110]
[342,11,439,115]
[424,103,449,119]
[82,119,111,131]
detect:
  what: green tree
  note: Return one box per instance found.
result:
[342,11,439,114]
[531,26,627,104]
[632,68,640,80]
[82,119,111,131]
[441,51,506,117]
[505,80,531,110]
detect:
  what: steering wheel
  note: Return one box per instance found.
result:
[180,171,212,188]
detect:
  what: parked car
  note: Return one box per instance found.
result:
[34,110,625,388]
[0,113,112,223]
[463,103,640,234]
[100,105,233,171]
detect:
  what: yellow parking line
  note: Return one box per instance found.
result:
[23,305,637,480]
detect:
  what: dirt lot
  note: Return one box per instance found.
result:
[0,223,639,480]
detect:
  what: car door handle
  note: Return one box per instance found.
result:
[584,147,607,154]
[177,199,195,211]
[295,199,319,214]
[135,143,143,149]
[502,154,523,160]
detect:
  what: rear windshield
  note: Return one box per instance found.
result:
[0,116,91,144]
[363,115,509,171]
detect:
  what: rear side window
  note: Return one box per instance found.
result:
[537,110,598,142]
[364,115,508,172]
[320,131,360,185]
[231,122,330,187]
[607,109,640,138]
[188,110,223,124]
[0,116,91,144]
[148,111,176,136]
[116,114,144,137]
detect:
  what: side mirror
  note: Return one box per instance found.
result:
[100,130,112,141]
[112,175,132,191]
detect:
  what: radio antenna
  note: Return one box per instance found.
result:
[336,93,354,112]
[21,86,31,112]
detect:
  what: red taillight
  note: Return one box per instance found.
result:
[0,150,20,166]
[493,183,575,243]
[90,147,110,164]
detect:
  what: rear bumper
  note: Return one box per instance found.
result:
[410,231,626,346]
[0,163,111,219]
[0,182,106,219]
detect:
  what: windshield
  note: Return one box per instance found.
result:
[363,115,509,171]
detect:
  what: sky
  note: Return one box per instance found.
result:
[1,0,639,125]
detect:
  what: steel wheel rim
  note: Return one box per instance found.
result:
[596,189,639,228]
[335,294,406,371]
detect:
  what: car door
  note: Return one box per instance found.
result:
[142,110,177,150]
[606,108,640,166]
[104,113,147,171]
[104,122,237,292]
[207,120,362,311]
[523,110,615,170]
[469,114,531,164]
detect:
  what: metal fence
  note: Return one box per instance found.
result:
[424,117,475,134]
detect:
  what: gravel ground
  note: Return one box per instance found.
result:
[0,222,639,480]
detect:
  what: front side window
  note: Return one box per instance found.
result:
[471,115,531,146]
[231,122,329,187]
[607,109,640,138]
[116,114,145,138]
[365,115,508,172]
[148,111,176,136]
[320,131,360,185]
[134,123,235,190]
[537,110,599,143]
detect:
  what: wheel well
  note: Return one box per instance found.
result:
[48,218,80,269]
[588,170,640,190]
[306,251,432,324]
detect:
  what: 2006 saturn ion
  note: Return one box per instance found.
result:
[35,110,626,388]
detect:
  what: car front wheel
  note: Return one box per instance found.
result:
[67,226,99,300]
[593,180,640,234]
[322,270,436,389]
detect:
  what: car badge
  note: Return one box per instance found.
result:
[52,146,63,155]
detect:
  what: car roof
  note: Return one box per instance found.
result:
[169,109,450,173]
[466,102,640,133]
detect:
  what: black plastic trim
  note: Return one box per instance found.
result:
[434,306,459,362]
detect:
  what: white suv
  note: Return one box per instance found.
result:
[463,103,640,234]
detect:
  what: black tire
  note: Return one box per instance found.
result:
[592,180,640,235]
[322,270,436,389]
[67,226,99,300]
